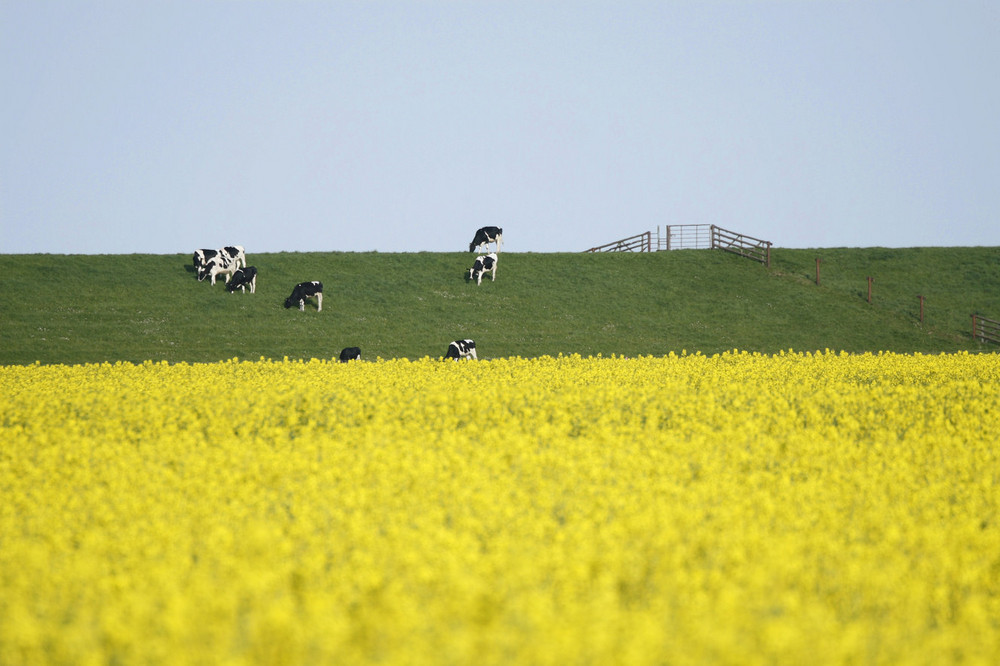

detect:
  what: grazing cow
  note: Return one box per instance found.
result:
[285,281,323,311]
[226,266,257,293]
[193,246,246,272]
[339,347,361,362]
[445,339,477,360]
[469,226,503,253]
[198,253,239,285]
[467,253,498,285]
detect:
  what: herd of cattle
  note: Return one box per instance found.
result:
[192,227,501,362]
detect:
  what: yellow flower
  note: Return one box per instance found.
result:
[1,352,998,664]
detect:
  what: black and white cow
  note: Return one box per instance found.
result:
[284,281,323,311]
[193,248,216,271]
[226,266,257,293]
[467,253,497,285]
[445,339,477,360]
[193,246,246,272]
[339,347,361,362]
[197,253,240,285]
[469,226,503,253]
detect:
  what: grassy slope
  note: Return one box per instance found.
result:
[1,247,998,365]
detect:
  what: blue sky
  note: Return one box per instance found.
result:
[2,1,997,254]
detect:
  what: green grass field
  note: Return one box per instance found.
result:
[1,247,998,365]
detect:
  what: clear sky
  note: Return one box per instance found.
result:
[2,1,997,254]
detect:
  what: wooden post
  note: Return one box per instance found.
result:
[867,276,873,304]
[918,295,925,323]
[815,258,821,286]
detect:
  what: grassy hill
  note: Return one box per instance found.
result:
[1,247,998,365]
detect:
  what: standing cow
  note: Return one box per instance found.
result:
[445,339,477,360]
[197,253,240,285]
[193,246,246,272]
[469,227,503,253]
[284,281,323,311]
[467,253,497,285]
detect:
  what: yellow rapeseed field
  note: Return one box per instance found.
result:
[1,351,999,665]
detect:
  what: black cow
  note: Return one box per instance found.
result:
[339,347,361,362]
[467,253,497,285]
[226,266,257,293]
[445,339,477,360]
[284,281,323,311]
[469,226,503,253]
[193,246,246,272]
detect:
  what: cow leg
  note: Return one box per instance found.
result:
[250,276,256,294]
[316,293,323,312]
[299,299,305,312]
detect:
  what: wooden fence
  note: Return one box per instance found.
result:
[972,314,1000,345]
[590,225,772,267]
[585,231,652,253]
[710,226,772,267]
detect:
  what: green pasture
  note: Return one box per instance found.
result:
[1,247,998,365]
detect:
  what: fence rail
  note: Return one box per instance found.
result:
[587,225,772,266]
[711,226,772,267]
[586,231,652,253]
[655,224,713,251]
[972,314,1000,345]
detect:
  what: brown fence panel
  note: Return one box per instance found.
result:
[972,314,1000,345]
[711,225,772,267]
[586,231,652,253]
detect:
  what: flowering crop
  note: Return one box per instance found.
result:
[1,351,999,665]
